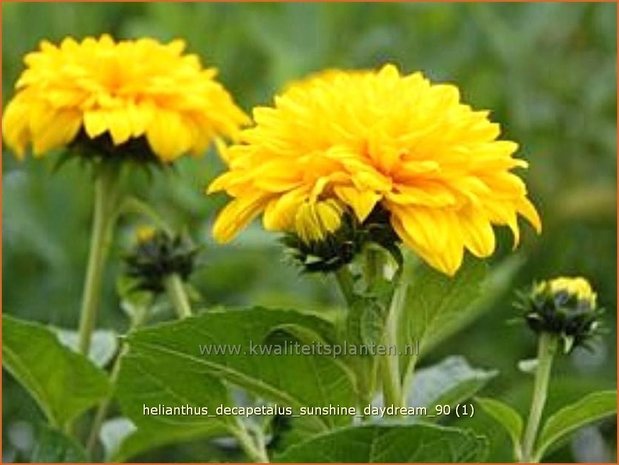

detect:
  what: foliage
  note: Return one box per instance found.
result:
[2,2,616,463]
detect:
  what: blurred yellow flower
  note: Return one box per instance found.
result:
[209,64,541,275]
[2,35,248,162]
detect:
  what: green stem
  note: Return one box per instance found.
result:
[522,332,558,462]
[364,248,381,287]
[334,266,355,306]
[163,273,193,319]
[380,275,408,412]
[78,163,123,355]
[86,346,125,454]
[233,421,270,463]
[86,302,149,456]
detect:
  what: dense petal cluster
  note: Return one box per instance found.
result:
[209,64,541,275]
[2,35,248,162]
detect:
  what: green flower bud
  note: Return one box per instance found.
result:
[124,226,199,293]
[281,205,400,273]
[517,276,603,353]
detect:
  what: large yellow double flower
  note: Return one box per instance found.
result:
[209,64,541,275]
[2,35,247,162]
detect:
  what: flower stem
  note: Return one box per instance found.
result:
[334,266,355,306]
[86,347,124,454]
[86,303,148,456]
[522,332,558,462]
[233,420,270,463]
[364,248,381,286]
[78,163,123,355]
[163,273,193,319]
[380,274,408,412]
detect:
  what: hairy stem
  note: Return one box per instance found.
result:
[86,302,148,456]
[334,266,355,306]
[233,420,270,463]
[522,332,558,462]
[78,163,123,355]
[163,273,193,319]
[86,346,125,454]
[380,274,408,412]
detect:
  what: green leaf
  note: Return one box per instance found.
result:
[31,425,88,462]
[476,397,523,460]
[398,256,487,384]
[117,340,232,430]
[2,315,110,429]
[535,390,617,460]
[119,308,357,431]
[276,424,488,462]
[409,356,497,411]
[100,417,227,462]
[421,254,523,354]
[345,296,385,347]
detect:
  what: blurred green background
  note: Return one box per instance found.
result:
[2,2,616,463]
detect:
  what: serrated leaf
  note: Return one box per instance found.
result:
[409,356,498,411]
[117,342,232,432]
[2,315,110,429]
[119,308,357,431]
[398,255,487,385]
[421,254,523,353]
[535,390,617,461]
[276,424,488,462]
[476,397,523,460]
[100,417,227,462]
[345,296,385,347]
[31,425,88,462]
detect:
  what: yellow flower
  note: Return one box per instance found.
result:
[209,64,541,275]
[547,277,597,307]
[2,35,248,162]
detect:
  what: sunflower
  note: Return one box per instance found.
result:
[2,35,248,162]
[208,64,541,275]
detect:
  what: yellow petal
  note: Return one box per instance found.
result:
[458,207,496,258]
[212,195,270,243]
[294,199,343,243]
[84,110,109,139]
[146,110,191,162]
[390,209,463,276]
[32,109,81,156]
[2,97,30,158]
[263,188,307,231]
[517,197,542,234]
[389,205,464,276]
[252,159,303,193]
[107,109,132,145]
[334,186,380,222]
[386,182,456,208]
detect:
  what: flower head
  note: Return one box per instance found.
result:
[125,227,199,293]
[208,64,540,275]
[518,276,603,352]
[2,35,248,163]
